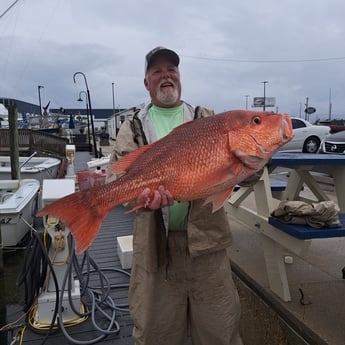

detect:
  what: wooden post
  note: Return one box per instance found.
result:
[8,105,19,180]
[0,220,2,273]
[0,104,18,265]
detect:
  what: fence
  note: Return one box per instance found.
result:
[0,129,69,157]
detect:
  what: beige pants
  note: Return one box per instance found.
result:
[128,232,243,345]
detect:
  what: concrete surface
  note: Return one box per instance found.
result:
[226,185,345,345]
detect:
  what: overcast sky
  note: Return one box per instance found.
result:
[1,0,345,120]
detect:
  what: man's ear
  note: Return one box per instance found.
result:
[144,78,149,91]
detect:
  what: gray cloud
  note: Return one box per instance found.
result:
[1,0,345,119]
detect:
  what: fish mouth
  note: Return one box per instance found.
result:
[280,116,293,143]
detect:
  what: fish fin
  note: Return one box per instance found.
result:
[36,190,109,254]
[232,150,266,170]
[110,144,154,174]
[203,185,235,212]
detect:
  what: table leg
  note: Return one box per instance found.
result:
[253,167,273,217]
[281,171,304,201]
[332,167,345,212]
[261,235,291,302]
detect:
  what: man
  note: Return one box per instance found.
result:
[107,47,243,345]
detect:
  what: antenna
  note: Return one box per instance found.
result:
[0,0,21,20]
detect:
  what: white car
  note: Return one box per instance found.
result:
[319,130,345,154]
[278,117,331,153]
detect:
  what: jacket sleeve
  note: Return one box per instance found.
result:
[106,118,139,184]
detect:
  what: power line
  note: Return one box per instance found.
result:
[181,54,345,64]
[0,0,21,20]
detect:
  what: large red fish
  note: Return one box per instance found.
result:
[37,110,293,253]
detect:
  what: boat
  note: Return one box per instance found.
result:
[0,179,40,248]
[0,156,61,183]
[86,156,110,172]
[76,156,109,190]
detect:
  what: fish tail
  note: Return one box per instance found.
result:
[36,189,110,254]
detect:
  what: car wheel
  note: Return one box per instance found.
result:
[302,136,320,153]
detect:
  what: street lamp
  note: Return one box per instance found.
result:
[73,72,98,158]
[112,82,117,136]
[38,85,44,116]
[261,81,268,111]
[305,97,309,121]
[244,95,249,111]
[77,90,91,152]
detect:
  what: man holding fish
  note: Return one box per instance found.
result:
[108,47,244,345]
[38,46,292,344]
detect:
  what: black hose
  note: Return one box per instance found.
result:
[16,231,52,313]
[18,229,131,344]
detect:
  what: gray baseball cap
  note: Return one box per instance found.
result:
[145,47,180,74]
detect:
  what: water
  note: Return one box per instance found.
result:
[0,249,26,345]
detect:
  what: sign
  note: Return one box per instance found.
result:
[305,107,316,114]
[253,97,276,108]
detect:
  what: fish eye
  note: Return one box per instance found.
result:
[252,116,262,125]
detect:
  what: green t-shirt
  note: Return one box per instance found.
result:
[149,104,189,231]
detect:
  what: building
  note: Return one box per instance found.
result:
[0,97,141,133]
[106,107,140,139]
[0,97,40,115]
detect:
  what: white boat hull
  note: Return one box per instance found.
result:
[0,156,61,183]
[0,179,40,247]
[86,156,109,172]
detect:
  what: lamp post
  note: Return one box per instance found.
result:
[38,85,44,116]
[73,72,98,158]
[305,97,309,121]
[261,81,268,111]
[244,95,249,111]
[112,82,117,136]
[77,90,92,152]
[328,88,332,120]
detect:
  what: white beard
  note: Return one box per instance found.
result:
[156,88,179,106]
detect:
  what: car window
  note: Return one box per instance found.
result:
[291,119,306,129]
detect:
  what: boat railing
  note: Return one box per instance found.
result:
[0,129,69,157]
[18,151,37,181]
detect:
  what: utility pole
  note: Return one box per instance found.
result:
[328,88,332,120]
[305,97,309,121]
[38,85,44,116]
[261,81,268,111]
[112,82,117,136]
[244,95,249,110]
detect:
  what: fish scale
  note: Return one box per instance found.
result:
[37,110,293,253]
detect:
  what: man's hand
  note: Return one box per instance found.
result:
[136,186,174,210]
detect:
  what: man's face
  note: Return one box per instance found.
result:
[144,55,182,108]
